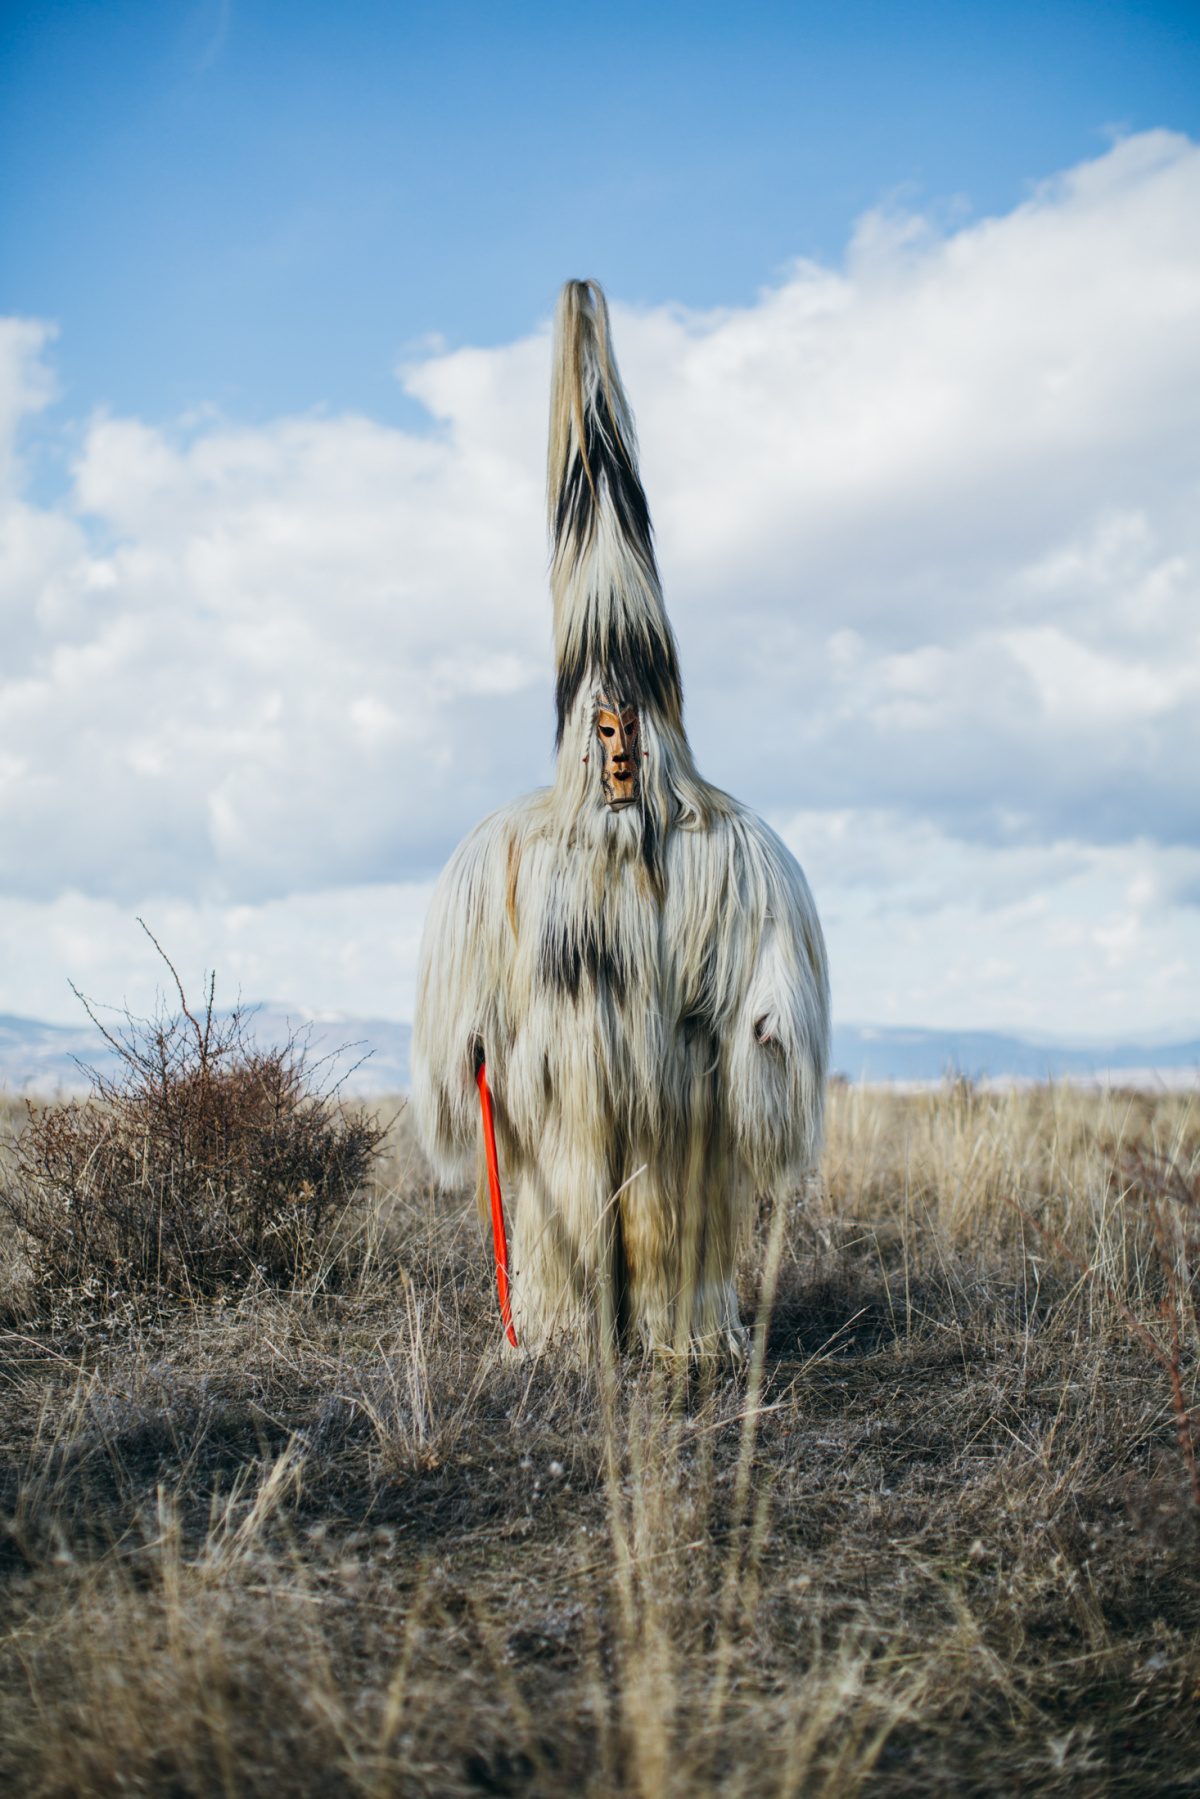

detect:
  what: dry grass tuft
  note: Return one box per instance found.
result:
[1,1079,1199,1796]
[1011,1141,1200,1507]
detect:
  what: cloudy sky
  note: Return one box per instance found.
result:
[2,1,1199,1039]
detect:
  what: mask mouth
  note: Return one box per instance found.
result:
[596,697,640,810]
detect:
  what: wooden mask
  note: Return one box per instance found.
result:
[595,695,640,809]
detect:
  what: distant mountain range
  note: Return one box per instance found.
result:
[2,1010,1197,1097]
[829,1025,1200,1087]
[0,1007,414,1098]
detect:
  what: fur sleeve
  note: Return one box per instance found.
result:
[724,812,830,1189]
[410,803,526,1182]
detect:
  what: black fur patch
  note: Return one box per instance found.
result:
[540,912,628,1005]
[554,604,682,747]
[553,404,682,744]
[554,401,653,574]
[638,797,663,887]
[611,1195,633,1348]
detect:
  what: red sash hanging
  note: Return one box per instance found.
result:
[476,1061,518,1347]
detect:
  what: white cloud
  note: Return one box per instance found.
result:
[777,810,1200,1037]
[0,885,434,1027]
[2,132,1199,1033]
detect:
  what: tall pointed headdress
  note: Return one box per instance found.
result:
[548,281,684,747]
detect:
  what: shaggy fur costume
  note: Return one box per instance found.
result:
[412,280,829,1358]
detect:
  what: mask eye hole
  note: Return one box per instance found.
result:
[598,725,615,738]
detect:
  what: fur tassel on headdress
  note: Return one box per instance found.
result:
[548,280,683,744]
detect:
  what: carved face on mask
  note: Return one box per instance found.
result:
[595,694,640,809]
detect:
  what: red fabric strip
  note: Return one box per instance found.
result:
[476,1061,518,1347]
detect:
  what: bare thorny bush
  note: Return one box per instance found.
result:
[0,1079,1199,1797]
[0,937,385,1303]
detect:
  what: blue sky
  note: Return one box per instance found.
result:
[2,2,1200,1037]
[4,1,1198,426]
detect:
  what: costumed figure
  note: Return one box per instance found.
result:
[412,280,830,1360]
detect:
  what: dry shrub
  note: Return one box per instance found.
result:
[0,947,384,1302]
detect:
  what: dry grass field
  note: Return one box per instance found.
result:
[1,1073,1199,1797]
